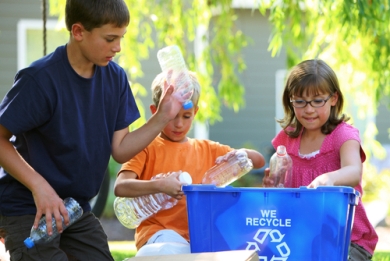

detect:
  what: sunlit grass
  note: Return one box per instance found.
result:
[109,246,390,261]
[109,241,136,261]
[373,252,390,261]
[111,249,136,261]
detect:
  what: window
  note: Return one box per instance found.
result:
[17,19,68,70]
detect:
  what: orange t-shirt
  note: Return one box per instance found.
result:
[119,136,232,249]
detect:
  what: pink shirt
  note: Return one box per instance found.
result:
[272,122,378,255]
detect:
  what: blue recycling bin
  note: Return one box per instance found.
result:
[183,185,359,261]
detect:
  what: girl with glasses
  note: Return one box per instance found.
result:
[263,59,377,260]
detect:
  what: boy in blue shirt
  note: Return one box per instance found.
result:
[0,0,182,260]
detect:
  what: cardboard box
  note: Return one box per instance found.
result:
[183,185,359,261]
[125,250,258,261]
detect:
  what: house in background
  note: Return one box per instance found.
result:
[0,0,389,162]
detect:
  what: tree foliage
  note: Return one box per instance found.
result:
[260,0,390,103]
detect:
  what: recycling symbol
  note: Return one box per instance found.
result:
[246,228,290,261]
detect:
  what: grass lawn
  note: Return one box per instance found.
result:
[110,251,390,261]
[111,250,136,261]
[373,252,390,261]
[109,241,136,260]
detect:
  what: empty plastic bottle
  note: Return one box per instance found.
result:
[114,171,192,229]
[269,145,293,188]
[24,197,83,248]
[157,45,194,110]
[201,150,253,187]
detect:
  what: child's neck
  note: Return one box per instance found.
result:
[300,129,326,154]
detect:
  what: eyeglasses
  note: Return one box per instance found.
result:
[290,94,333,108]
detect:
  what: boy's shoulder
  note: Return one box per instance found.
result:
[22,45,65,76]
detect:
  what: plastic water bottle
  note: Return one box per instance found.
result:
[114,171,192,229]
[157,45,194,110]
[201,150,253,187]
[24,197,83,248]
[269,145,293,188]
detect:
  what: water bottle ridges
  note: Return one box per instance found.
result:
[114,172,192,229]
[201,151,253,187]
[24,198,83,248]
[157,45,194,109]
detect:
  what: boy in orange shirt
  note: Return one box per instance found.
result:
[114,71,265,256]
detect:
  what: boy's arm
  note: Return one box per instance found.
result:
[214,149,265,169]
[111,84,182,163]
[0,124,69,235]
[114,170,184,200]
[241,149,265,169]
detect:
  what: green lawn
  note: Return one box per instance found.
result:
[111,249,136,261]
[110,249,390,261]
[373,252,390,261]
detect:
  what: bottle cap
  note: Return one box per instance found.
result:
[277,145,287,156]
[24,237,35,249]
[182,100,193,110]
[179,172,192,185]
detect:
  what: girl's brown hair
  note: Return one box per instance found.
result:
[278,59,349,137]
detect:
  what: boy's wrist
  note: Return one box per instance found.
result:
[151,110,171,127]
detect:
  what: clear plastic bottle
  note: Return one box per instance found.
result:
[269,145,293,188]
[201,150,253,187]
[157,45,194,110]
[114,171,192,229]
[24,197,83,248]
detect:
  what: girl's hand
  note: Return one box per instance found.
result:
[262,167,275,187]
[308,174,335,188]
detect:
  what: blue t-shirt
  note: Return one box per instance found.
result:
[0,45,140,215]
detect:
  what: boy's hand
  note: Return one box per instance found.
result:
[262,167,275,187]
[160,171,185,200]
[32,187,69,236]
[156,70,184,122]
[215,150,240,164]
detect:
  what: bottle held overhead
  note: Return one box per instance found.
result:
[114,171,192,229]
[201,150,253,187]
[23,198,83,249]
[157,45,194,110]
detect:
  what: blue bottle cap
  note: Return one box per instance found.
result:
[182,100,193,110]
[24,237,35,248]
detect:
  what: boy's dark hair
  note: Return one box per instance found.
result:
[279,59,349,138]
[65,0,130,31]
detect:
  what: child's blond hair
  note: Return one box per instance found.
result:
[151,71,201,108]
